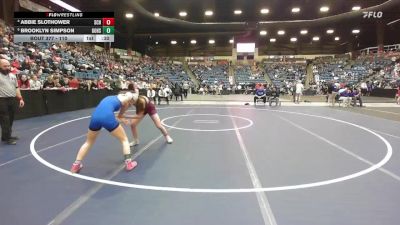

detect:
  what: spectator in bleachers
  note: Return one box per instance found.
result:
[17,73,30,89]
[89,80,98,90]
[79,80,88,90]
[53,75,64,88]
[43,75,54,89]
[20,56,32,71]
[97,79,106,89]
[190,63,229,87]
[29,75,41,90]
[63,76,70,88]
[11,58,20,70]
[63,59,75,74]
[68,77,79,89]
[121,79,128,90]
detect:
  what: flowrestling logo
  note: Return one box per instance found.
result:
[363,11,383,19]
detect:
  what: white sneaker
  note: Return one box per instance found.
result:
[166,135,173,144]
[129,139,139,147]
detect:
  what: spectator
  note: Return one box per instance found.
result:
[182,81,189,98]
[29,75,41,90]
[52,76,64,88]
[352,87,363,107]
[218,83,223,95]
[79,79,89,90]
[295,80,304,104]
[20,56,32,71]
[146,87,156,103]
[17,73,30,89]
[338,87,351,107]
[174,82,183,101]
[63,77,70,88]
[199,86,205,95]
[120,79,128,90]
[254,86,267,104]
[68,77,79,89]
[330,83,339,106]
[43,75,54,89]
[158,86,169,105]
[396,85,400,105]
[90,80,98,90]
[11,59,20,69]
[164,84,172,98]
[97,79,106,89]
[366,81,372,96]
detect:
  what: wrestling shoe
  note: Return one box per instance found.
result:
[70,162,83,173]
[129,139,140,147]
[165,135,173,144]
[125,160,138,171]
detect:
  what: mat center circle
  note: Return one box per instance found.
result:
[30,107,393,193]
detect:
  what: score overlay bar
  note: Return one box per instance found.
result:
[13,35,114,42]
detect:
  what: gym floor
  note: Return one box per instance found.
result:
[1,104,399,225]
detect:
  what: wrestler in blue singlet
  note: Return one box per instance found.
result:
[88,96,122,132]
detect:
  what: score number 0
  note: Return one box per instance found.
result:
[94,18,115,26]
[102,18,114,26]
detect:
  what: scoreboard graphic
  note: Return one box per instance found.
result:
[13,12,114,43]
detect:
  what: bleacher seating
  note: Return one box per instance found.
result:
[313,56,396,85]
[135,60,190,84]
[235,65,265,84]
[190,64,229,85]
[263,63,306,87]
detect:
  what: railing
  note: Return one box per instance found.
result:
[16,89,148,120]
[359,44,400,54]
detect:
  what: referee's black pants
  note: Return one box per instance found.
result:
[0,97,16,141]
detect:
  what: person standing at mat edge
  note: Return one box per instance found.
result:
[70,92,139,173]
[0,59,24,145]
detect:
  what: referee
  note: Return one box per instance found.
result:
[0,59,24,145]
